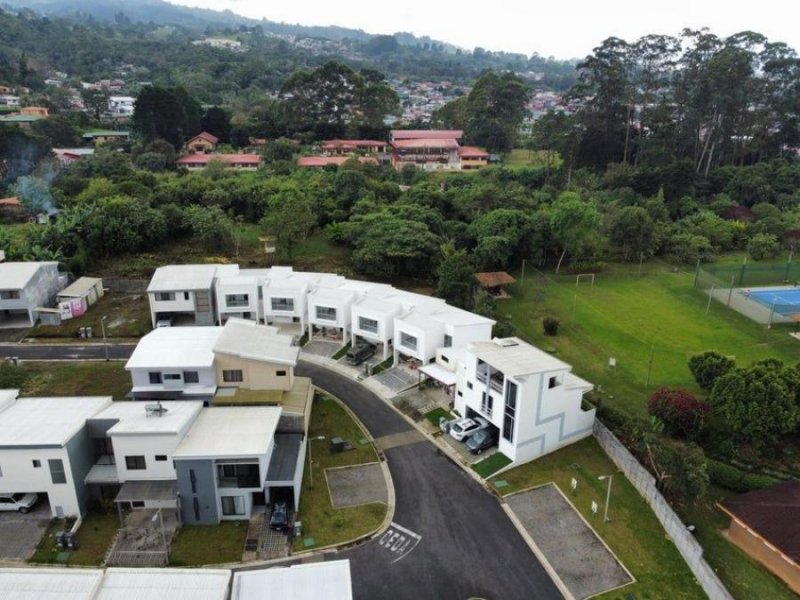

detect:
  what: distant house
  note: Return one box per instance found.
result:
[321,139,389,156]
[107,95,135,118]
[718,480,800,594]
[459,146,490,170]
[52,148,95,166]
[20,106,48,117]
[0,95,20,107]
[389,130,487,171]
[0,261,63,327]
[0,113,44,129]
[82,130,131,145]
[297,156,378,168]
[185,131,219,154]
[0,196,24,219]
[176,153,261,170]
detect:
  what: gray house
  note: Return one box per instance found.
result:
[0,262,63,327]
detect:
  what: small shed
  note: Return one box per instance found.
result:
[474,271,517,299]
[0,196,23,219]
[57,277,104,320]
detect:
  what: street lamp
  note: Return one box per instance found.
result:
[308,435,326,489]
[100,315,109,362]
[151,507,167,553]
[598,474,613,522]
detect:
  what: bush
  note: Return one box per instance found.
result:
[688,351,735,390]
[747,232,781,261]
[707,459,781,492]
[542,316,560,336]
[648,386,710,439]
[0,361,29,389]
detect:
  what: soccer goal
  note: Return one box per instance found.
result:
[576,273,596,287]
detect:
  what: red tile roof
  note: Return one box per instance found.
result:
[392,138,460,150]
[188,131,219,145]
[321,139,386,150]
[459,146,489,158]
[391,130,463,140]
[719,480,800,562]
[176,153,261,166]
[0,196,21,206]
[474,272,517,287]
[297,156,378,167]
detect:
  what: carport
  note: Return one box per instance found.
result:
[418,362,456,398]
[265,433,306,509]
[114,480,179,525]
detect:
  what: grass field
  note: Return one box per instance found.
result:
[292,393,387,552]
[505,148,563,169]
[30,512,118,566]
[494,437,705,600]
[169,521,248,566]
[18,361,131,400]
[505,261,799,418]
[26,292,151,339]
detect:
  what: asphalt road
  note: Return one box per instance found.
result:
[0,343,135,361]
[298,361,563,600]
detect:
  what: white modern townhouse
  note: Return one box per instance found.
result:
[215,267,269,325]
[147,264,235,327]
[0,261,63,327]
[0,391,112,518]
[306,285,358,346]
[453,337,596,465]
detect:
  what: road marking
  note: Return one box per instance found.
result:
[378,522,421,564]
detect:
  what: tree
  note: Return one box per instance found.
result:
[711,362,800,450]
[201,106,231,144]
[81,88,110,121]
[747,233,781,261]
[689,351,735,390]
[608,206,656,260]
[463,71,529,153]
[549,192,601,272]
[185,205,235,253]
[436,245,475,309]
[132,86,202,147]
[259,187,316,260]
[641,436,709,504]
[648,387,710,439]
[349,215,438,279]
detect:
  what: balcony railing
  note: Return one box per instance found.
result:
[218,475,260,489]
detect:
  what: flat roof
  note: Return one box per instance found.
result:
[232,560,352,600]
[309,286,357,304]
[0,396,112,447]
[213,377,312,416]
[430,305,495,327]
[147,264,220,292]
[174,406,281,459]
[57,277,103,298]
[0,568,104,600]
[92,401,202,436]
[0,261,57,290]
[126,327,222,370]
[213,318,299,366]
[266,433,303,482]
[97,568,230,600]
[469,337,571,377]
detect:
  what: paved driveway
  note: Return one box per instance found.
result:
[0,503,50,560]
[297,361,563,600]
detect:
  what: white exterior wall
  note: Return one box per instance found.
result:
[216,281,261,324]
[0,263,61,325]
[149,291,195,325]
[263,285,308,329]
[308,292,354,344]
[0,447,80,517]
[393,318,443,364]
[350,304,401,359]
[446,322,494,350]
[111,434,182,482]
[128,365,216,395]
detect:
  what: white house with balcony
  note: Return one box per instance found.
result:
[0,391,112,518]
[125,327,222,402]
[0,261,63,327]
[215,269,269,324]
[453,337,596,465]
[147,264,234,327]
[307,286,357,345]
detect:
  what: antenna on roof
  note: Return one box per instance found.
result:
[145,401,169,417]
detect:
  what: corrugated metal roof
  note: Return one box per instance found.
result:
[57,277,102,298]
[232,561,352,600]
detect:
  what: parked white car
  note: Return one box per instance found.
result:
[448,417,490,442]
[0,493,38,513]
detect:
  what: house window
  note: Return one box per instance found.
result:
[0,290,20,300]
[359,316,379,334]
[190,469,197,494]
[221,495,245,516]
[271,297,294,312]
[503,381,517,443]
[217,463,259,488]
[32,459,41,468]
[155,455,167,462]
[164,373,181,381]
[226,294,249,308]
[156,292,174,302]
[149,372,162,384]
[48,459,66,484]
[125,456,146,470]
[183,292,190,301]
[193,497,200,520]
[132,501,145,508]
[444,334,452,348]
[467,381,473,390]
[316,306,337,321]
[440,355,449,364]
[222,369,244,383]
[548,376,561,389]
[0,464,3,476]
[457,391,463,397]
[276,370,287,376]
[481,391,494,417]
[400,332,417,351]
[183,371,199,384]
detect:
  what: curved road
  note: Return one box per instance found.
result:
[298,362,562,600]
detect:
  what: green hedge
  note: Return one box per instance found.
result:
[707,459,781,493]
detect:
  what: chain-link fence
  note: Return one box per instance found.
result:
[594,421,733,600]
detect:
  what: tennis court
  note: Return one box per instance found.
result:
[749,287,800,315]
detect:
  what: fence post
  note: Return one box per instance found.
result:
[726,275,735,307]
[693,259,701,287]
[739,257,747,287]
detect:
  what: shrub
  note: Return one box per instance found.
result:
[688,351,735,390]
[647,386,710,439]
[0,361,29,389]
[706,459,781,492]
[542,316,560,336]
[747,233,781,261]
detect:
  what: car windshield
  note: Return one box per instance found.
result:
[12,493,25,501]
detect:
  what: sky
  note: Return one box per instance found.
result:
[167,0,800,59]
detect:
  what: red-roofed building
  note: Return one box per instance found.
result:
[297,156,378,169]
[391,130,463,141]
[185,131,219,154]
[176,153,261,171]
[388,130,486,171]
[321,139,389,156]
[0,196,24,219]
[459,146,489,170]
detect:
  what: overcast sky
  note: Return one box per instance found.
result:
[167,0,799,59]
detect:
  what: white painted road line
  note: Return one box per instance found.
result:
[379,522,422,564]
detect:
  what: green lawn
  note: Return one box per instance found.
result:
[19,361,131,400]
[292,393,387,552]
[27,292,151,339]
[505,148,562,169]
[169,521,248,566]
[505,262,798,418]
[472,452,512,477]
[493,437,704,600]
[30,512,118,565]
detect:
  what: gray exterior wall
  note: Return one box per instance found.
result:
[25,263,62,323]
[65,427,94,516]
[175,459,219,524]
[194,289,215,326]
